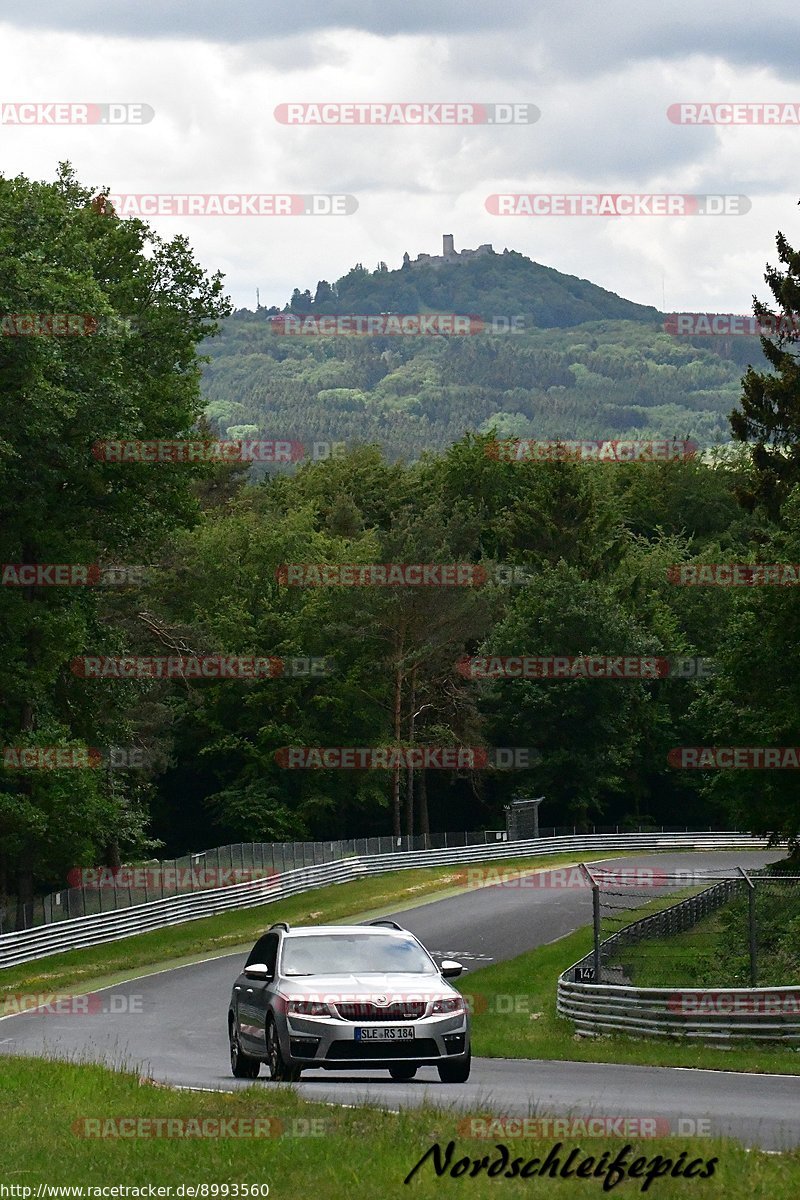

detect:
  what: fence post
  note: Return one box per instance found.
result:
[738,868,757,986]
[580,863,601,983]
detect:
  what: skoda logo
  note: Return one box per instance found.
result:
[373,995,389,1006]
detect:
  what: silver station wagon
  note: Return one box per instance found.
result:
[228,919,471,1082]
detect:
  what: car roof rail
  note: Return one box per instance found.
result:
[362,918,405,931]
[269,922,290,932]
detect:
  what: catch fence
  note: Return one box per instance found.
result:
[1,823,705,934]
[582,863,800,987]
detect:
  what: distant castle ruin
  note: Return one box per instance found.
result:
[403,234,510,268]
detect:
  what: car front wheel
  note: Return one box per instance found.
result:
[437,1050,471,1083]
[229,1023,260,1079]
[266,1017,302,1083]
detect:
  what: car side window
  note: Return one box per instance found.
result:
[245,932,279,973]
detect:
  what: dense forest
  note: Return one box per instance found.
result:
[2,165,800,909]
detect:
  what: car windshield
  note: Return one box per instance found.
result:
[281,933,437,975]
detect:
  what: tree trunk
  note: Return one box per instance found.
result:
[15,688,37,929]
[15,865,34,931]
[392,650,403,839]
[404,666,417,838]
[104,839,122,871]
[417,768,430,837]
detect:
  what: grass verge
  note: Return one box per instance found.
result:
[623,901,800,990]
[2,1056,799,1198]
[466,926,800,1074]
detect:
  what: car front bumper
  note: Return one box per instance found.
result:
[281,1011,469,1069]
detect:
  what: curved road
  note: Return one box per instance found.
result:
[2,850,799,1150]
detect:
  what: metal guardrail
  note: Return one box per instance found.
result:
[4,824,709,934]
[557,869,800,1042]
[557,978,800,1042]
[0,831,769,971]
[2,828,515,934]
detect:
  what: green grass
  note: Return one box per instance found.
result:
[2,1056,799,1198]
[624,910,732,988]
[466,926,800,1074]
[0,853,609,1008]
[620,896,800,989]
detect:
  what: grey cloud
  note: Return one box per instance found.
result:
[0,0,532,40]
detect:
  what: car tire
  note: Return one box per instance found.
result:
[266,1017,302,1083]
[437,1050,471,1083]
[229,1022,260,1079]
[388,1064,418,1081]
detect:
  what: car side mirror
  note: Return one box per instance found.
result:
[440,959,463,978]
[244,963,272,980]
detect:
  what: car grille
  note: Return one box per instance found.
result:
[325,1038,440,1060]
[334,1001,427,1022]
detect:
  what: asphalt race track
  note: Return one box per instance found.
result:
[2,850,799,1150]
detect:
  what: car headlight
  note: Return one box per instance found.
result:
[431,997,465,1014]
[286,1000,331,1017]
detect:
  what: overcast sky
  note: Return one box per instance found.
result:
[2,0,799,313]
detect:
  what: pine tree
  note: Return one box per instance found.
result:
[730,209,800,520]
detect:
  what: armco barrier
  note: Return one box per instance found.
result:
[557,977,800,1043]
[557,868,800,1042]
[0,832,772,971]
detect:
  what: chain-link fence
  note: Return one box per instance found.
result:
[583,862,800,987]
[1,822,705,934]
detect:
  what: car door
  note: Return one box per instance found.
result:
[236,932,279,1053]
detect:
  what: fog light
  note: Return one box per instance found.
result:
[289,1037,320,1059]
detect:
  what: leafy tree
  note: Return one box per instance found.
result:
[478,563,670,829]
[691,489,800,849]
[0,163,229,908]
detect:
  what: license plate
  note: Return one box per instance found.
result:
[355,1026,415,1041]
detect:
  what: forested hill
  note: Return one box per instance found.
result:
[257,249,661,329]
[201,249,765,463]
